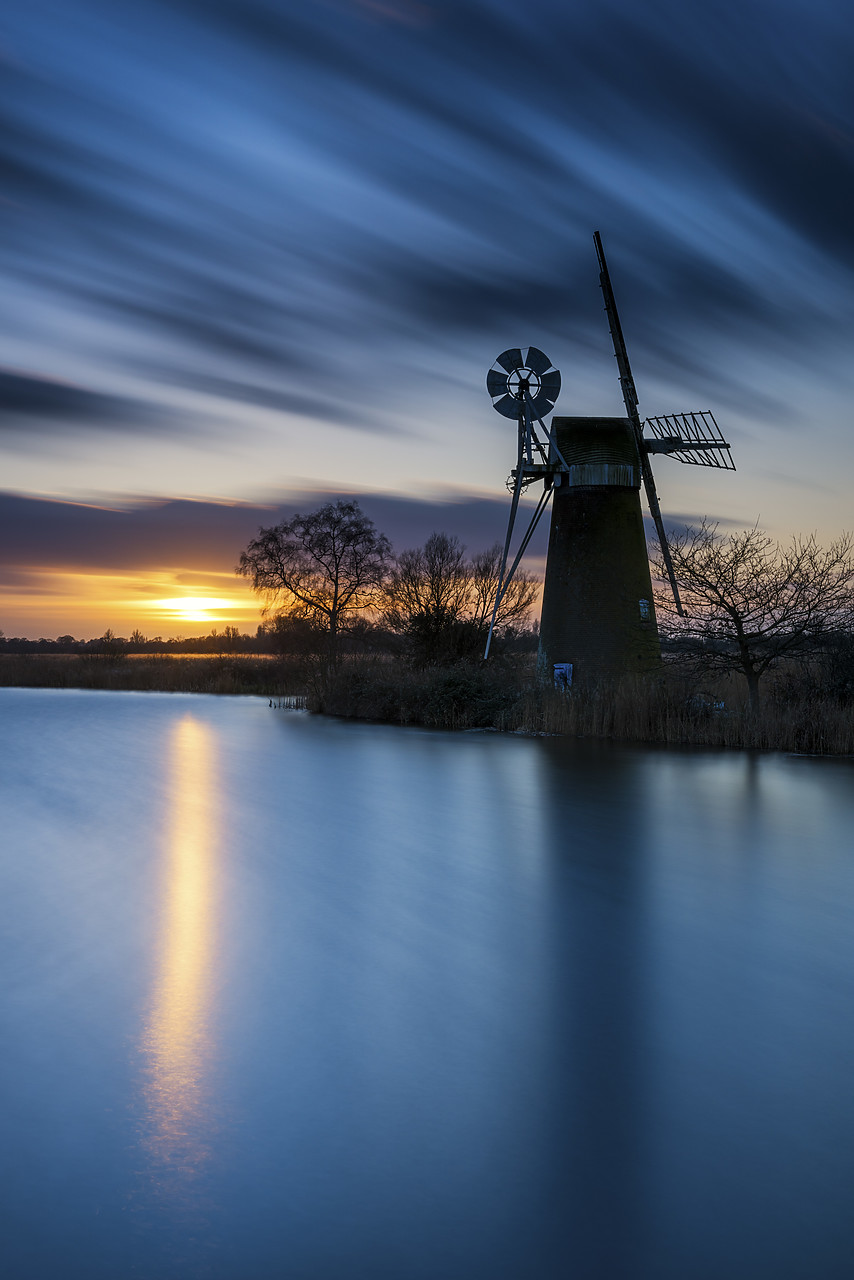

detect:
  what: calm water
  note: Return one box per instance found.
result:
[1,689,853,1280]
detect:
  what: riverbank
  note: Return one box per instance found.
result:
[308,658,854,755]
[3,652,851,754]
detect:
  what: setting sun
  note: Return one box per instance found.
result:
[149,597,243,624]
[0,568,261,639]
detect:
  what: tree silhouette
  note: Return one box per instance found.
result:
[237,500,393,660]
[468,543,539,634]
[384,533,538,664]
[654,522,854,709]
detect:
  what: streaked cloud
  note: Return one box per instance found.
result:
[3,0,852,445]
[0,487,534,572]
[0,369,179,437]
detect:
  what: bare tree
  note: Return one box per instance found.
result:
[237,500,393,659]
[383,533,473,663]
[653,521,854,709]
[384,533,468,627]
[469,543,539,633]
[384,533,539,663]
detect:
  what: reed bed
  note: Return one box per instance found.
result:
[3,652,851,754]
[310,658,854,754]
[519,678,854,754]
[0,653,306,699]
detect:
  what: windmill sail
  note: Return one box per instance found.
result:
[593,231,686,616]
[644,412,735,469]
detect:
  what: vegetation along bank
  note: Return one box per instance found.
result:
[4,498,852,755]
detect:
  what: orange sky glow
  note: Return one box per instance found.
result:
[1,567,262,640]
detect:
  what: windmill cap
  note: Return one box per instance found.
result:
[552,416,640,489]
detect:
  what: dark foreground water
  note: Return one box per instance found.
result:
[1,689,853,1280]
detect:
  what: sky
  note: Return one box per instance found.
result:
[2,0,853,637]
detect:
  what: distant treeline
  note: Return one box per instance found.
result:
[0,626,265,655]
[0,618,540,658]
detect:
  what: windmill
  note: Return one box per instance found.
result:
[484,231,735,684]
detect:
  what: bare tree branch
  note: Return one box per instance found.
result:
[383,533,538,664]
[237,500,393,659]
[653,521,854,708]
[469,543,539,632]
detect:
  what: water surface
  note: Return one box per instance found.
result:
[2,689,853,1279]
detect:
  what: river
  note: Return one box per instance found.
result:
[1,688,853,1279]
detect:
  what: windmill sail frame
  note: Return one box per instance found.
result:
[644,412,735,469]
[594,230,687,616]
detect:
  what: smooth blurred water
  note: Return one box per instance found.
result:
[1,689,853,1280]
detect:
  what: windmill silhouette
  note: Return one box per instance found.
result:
[484,232,734,683]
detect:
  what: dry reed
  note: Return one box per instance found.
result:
[0,653,305,698]
[3,652,850,754]
[311,659,854,754]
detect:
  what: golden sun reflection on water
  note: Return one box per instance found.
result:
[141,715,220,1179]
